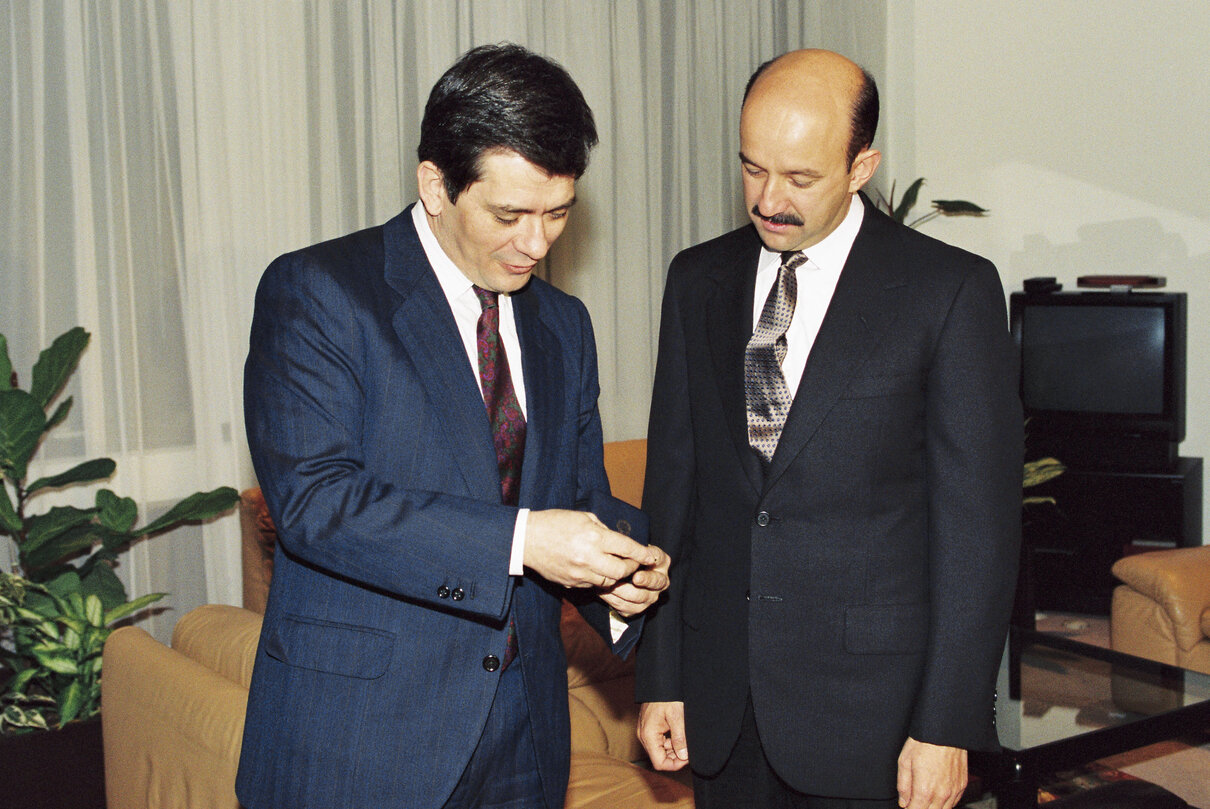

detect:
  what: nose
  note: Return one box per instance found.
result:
[514,217,553,260]
[753,177,786,218]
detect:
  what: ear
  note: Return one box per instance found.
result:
[847,148,881,193]
[416,161,448,217]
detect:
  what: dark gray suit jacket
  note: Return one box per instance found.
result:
[635,195,1022,798]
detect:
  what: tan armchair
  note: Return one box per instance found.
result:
[1110,545,1210,674]
[102,439,691,808]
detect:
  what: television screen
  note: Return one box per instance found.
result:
[1021,305,1165,415]
[1010,290,1186,469]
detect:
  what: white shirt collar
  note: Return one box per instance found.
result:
[411,201,477,302]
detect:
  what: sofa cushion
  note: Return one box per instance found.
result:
[565,751,693,808]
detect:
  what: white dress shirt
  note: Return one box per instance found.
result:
[750,194,865,396]
[412,203,530,576]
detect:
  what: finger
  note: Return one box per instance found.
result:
[599,588,656,617]
[597,592,634,616]
[669,721,689,762]
[630,567,669,591]
[897,755,912,808]
[593,554,642,583]
[600,582,648,604]
[598,531,660,565]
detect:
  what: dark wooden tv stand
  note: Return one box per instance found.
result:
[1020,456,1203,616]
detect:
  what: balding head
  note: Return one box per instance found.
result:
[744,49,878,170]
[737,49,881,252]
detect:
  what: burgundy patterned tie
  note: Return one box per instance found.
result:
[473,285,525,669]
[473,286,527,506]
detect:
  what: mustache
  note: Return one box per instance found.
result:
[751,205,803,227]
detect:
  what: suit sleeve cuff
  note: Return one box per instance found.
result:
[509,508,529,576]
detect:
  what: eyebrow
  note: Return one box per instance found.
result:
[491,196,578,216]
[738,152,823,179]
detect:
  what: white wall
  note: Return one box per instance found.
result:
[885,0,1210,542]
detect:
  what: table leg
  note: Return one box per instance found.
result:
[993,762,1037,809]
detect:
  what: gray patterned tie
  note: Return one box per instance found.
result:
[745,251,804,465]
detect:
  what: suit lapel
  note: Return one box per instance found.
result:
[763,200,909,491]
[383,207,501,500]
[705,237,764,494]
[513,286,562,508]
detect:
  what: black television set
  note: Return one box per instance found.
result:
[1010,290,1187,470]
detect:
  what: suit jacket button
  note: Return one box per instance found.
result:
[452,587,465,601]
[483,654,500,672]
[756,511,770,527]
[437,585,450,598]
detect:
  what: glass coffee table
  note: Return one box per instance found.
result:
[969,627,1210,807]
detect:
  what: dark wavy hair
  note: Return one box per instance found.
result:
[743,56,879,169]
[418,43,598,202]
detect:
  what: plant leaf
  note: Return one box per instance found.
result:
[26,457,116,495]
[135,486,240,535]
[0,334,12,391]
[104,591,166,625]
[28,326,89,410]
[931,199,988,216]
[0,388,48,481]
[83,594,104,628]
[77,562,129,612]
[1024,457,1066,489]
[0,483,20,533]
[31,648,78,675]
[20,509,100,574]
[96,487,137,532]
[44,395,72,431]
[42,567,82,599]
[57,678,84,726]
[893,178,925,224]
[7,666,39,693]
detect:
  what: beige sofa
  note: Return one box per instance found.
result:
[1110,545,1210,674]
[102,439,692,808]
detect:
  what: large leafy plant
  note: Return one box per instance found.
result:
[0,327,239,731]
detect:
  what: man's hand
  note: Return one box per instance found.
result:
[524,509,658,589]
[596,544,670,617]
[638,701,690,771]
[896,737,967,809]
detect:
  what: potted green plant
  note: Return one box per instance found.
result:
[873,177,988,229]
[1,326,239,806]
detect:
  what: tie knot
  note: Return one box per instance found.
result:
[473,285,499,311]
[780,251,807,271]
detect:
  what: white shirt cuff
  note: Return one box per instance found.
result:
[509,508,529,576]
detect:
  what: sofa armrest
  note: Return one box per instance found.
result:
[102,625,247,809]
[1112,546,1210,652]
[171,604,263,689]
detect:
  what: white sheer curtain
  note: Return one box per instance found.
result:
[1,0,886,641]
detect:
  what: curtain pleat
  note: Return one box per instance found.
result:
[1,0,886,642]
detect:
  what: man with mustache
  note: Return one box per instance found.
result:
[635,49,1021,809]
